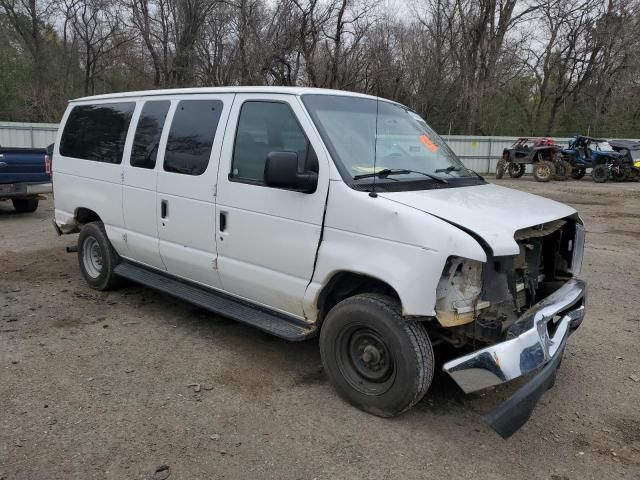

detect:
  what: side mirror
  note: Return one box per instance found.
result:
[264,151,318,193]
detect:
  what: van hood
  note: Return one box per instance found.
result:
[379,183,576,256]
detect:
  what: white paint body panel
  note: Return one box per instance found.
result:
[303,180,488,318]
[155,94,233,290]
[215,94,330,319]
[379,183,575,256]
[122,102,166,270]
[52,98,136,256]
[53,87,578,324]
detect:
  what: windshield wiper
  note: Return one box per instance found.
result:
[435,165,485,181]
[353,168,448,184]
[434,165,460,173]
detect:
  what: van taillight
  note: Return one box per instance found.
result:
[45,154,51,176]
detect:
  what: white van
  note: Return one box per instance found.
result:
[52,87,586,437]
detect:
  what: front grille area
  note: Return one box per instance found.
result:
[453,217,580,344]
[512,218,576,310]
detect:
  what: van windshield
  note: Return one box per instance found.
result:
[302,94,483,190]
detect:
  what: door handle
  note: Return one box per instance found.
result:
[161,199,168,219]
[219,211,227,232]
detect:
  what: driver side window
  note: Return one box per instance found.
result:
[230,101,317,184]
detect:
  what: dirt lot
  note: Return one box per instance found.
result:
[1,177,639,480]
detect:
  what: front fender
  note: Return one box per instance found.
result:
[302,181,487,320]
[305,228,448,318]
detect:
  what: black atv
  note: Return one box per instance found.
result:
[496,137,570,182]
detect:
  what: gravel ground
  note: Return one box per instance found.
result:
[1,176,639,480]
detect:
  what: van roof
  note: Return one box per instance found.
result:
[71,86,382,103]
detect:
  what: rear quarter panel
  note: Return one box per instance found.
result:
[53,101,136,255]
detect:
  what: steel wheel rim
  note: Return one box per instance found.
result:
[336,326,396,396]
[538,164,551,178]
[82,237,103,278]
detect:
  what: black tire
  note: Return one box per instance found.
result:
[571,167,586,180]
[592,164,608,183]
[495,159,506,179]
[554,160,570,180]
[319,293,434,417]
[533,161,554,182]
[11,198,39,213]
[507,162,525,178]
[611,166,629,182]
[77,221,122,290]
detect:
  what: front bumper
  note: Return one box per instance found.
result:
[443,277,586,437]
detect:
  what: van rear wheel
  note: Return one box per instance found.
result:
[77,222,122,290]
[320,293,434,417]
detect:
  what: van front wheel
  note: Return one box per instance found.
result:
[77,222,121,291]
[320,293,434,417]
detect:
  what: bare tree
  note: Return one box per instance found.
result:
[516,0,606,133]
[0,0,58,118]
[63,0,131,95]
[2,0,640,135]
[127,0,167,86]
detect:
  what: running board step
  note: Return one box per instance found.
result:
[114,261,316,341]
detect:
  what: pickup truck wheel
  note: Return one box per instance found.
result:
[11,198,39,213]
[77,222,121,290]
[320,293,434,417]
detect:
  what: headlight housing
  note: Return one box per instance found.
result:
[435,257,489,327]
[570,223,586,275]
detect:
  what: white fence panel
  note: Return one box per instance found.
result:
[0,122,59,148]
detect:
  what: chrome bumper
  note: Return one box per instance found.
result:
[26,182,52,195]
[443,278,586,394]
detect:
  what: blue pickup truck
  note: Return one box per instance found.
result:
[0,146,52,213]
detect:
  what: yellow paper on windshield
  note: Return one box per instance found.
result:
[418,134,438,153]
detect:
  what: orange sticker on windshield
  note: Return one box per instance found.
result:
[418,134,438,152]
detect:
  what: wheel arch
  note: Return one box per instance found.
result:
[75,207,102,225]
[315,271,402,325]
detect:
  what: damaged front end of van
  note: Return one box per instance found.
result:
[433,217,586,437]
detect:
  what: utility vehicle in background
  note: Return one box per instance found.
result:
[561,136,636,182]
[496,137,570,182]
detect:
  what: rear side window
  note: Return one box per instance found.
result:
[131,101,170,169]
[231,101,312,183]
[60,103,135,164]
[164,100,223,175]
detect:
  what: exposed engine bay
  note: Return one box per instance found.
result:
[433,216,583,346]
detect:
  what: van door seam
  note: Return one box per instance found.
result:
[304,178,331,313]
